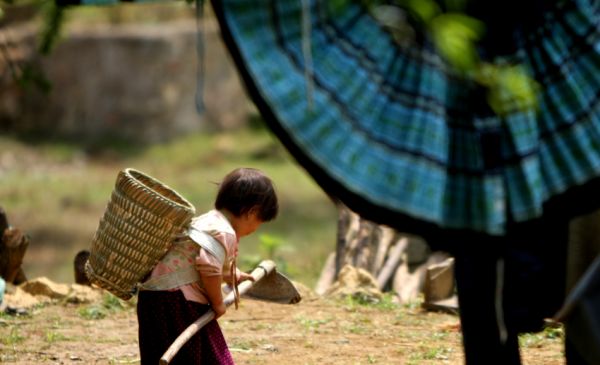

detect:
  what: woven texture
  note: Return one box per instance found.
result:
[86,168,196,300]
[212,0,600,237]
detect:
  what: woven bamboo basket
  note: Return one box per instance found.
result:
[85,168,196,300]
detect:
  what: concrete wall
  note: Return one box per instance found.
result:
[1,13,251,143]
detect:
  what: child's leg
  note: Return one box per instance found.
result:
[137,290,235,365]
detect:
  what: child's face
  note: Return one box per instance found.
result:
[237,211,263,237]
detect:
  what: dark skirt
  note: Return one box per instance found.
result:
[137,290,235,365]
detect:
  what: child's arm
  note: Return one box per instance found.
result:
[201,274,227,319]
[223,267,255,286]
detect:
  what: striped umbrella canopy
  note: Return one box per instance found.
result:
[210,0,600,240]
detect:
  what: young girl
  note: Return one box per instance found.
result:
[136,167,278,364]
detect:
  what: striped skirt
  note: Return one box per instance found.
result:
[211,0,600,240]
[137,290,234,365]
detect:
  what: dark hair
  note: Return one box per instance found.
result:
[215,168,278,221]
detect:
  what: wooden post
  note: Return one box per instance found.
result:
[315,252,336,295]
[325,202,412,292]
[319,202,448,302]
[376,237,408,289]
[334,202,380,273]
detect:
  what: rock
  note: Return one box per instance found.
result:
[393,251,451,304]
[293,281,318,301]
[422,295,459,315]
[66,283,103,304]
[421,256,459,314]
[325,264,382,302]
[404,235,430,265]
[19,277,70,299]
[423,256,455,303]
[4,285,50,309]
[2,279,103,312]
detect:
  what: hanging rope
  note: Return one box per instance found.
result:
[495,258,508,344]
[230,257,240,309]
[195,0,206,113]
[301,0,314,111]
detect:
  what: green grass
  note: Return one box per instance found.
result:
[341,292,399,311]
[44,330,69,343]
[1,327,25,346]
[63,1,195,27]
[408,344,454,362]
[78,293,133,320]
[295,315,333,332]
[0,126,337,287]
[519,325,564,348]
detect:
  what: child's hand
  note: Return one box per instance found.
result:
[213,301,227,319]
[237,271,255,284]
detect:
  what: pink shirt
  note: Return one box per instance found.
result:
[147,209,239,304]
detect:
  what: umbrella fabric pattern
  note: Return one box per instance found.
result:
[211,0,600,239]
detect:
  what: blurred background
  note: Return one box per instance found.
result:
[0,1,337,286]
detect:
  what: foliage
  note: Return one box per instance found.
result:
[239,233,292,275]
[519,325,564,348]
[0,0,64,93]
[478,64,540,116]
[408,344,454,362]
[1,0,64,53]
[342,291,399,310]
[44,330,68,343]
[295,315,333,332]
[78,292,130,320]
[430,12,484,71]
[37,0,65,55]
[1,327,25,345]
[367,0,539,115]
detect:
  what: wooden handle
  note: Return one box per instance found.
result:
[159,260,276,364]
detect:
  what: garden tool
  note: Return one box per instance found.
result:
[159,260,301,364]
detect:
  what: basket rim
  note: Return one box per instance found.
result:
[121,167,196,213]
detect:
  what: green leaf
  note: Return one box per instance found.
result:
[39,0,66,55]
[396,0,441,23]
[482,65,539,115]
[430,13,484,71]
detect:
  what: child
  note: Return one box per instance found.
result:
[136,167,278,364]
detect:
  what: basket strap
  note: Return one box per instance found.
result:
[138,229,226,291]
[138,266,201,291]
[188,228,226,266]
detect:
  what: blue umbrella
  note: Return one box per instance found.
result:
[210,0,600,240]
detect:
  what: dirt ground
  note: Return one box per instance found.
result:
[0,287,565,365]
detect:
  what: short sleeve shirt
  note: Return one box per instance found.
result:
[147,209,239,304]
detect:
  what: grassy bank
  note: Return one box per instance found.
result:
[0,126,337,287]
